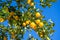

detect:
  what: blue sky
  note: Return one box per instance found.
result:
[40,0,60,40]
[0,0,60,40]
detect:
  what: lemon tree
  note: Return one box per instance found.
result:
[0,0,56,40]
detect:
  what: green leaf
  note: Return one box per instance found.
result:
[40,0,44,2]
[51,0,56,2]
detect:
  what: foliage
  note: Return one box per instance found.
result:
[0,0,56,40]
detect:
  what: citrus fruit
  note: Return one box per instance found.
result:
[30,2,34,6]
[35,12,41,18]
[0,18,4,22]
[22,22,26,27]
[4,36,7,40]
[26,20,30,25]
[39,22,44,28]
[30,22,36,29]
[27,0,31,4]
[35,19,40,24]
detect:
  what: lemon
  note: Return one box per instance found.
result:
[22,22,26,27]
[30,2,34,6]
[35,12,41,18]
[30,22,36,29]
[4,36,7,40]
[27,0,31,4]
[39,22,44,28]
[26,20,30,25]
[35,19,40,24]
[0,18,4,22]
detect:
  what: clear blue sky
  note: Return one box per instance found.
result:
[1,0,60,40]
[41,0,60,40]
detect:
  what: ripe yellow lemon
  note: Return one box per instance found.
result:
[30,22,36,29]
[4,36,7,40]
[35,19,40,24]
[30,2,34,6]
[26,20,30,25]
[35,12,41,18]
[39,22,44,28]
[0,18,4,22]
[22,22,26,27]
[27,0,31,4]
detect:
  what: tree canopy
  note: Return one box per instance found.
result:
[0,0,56,40]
